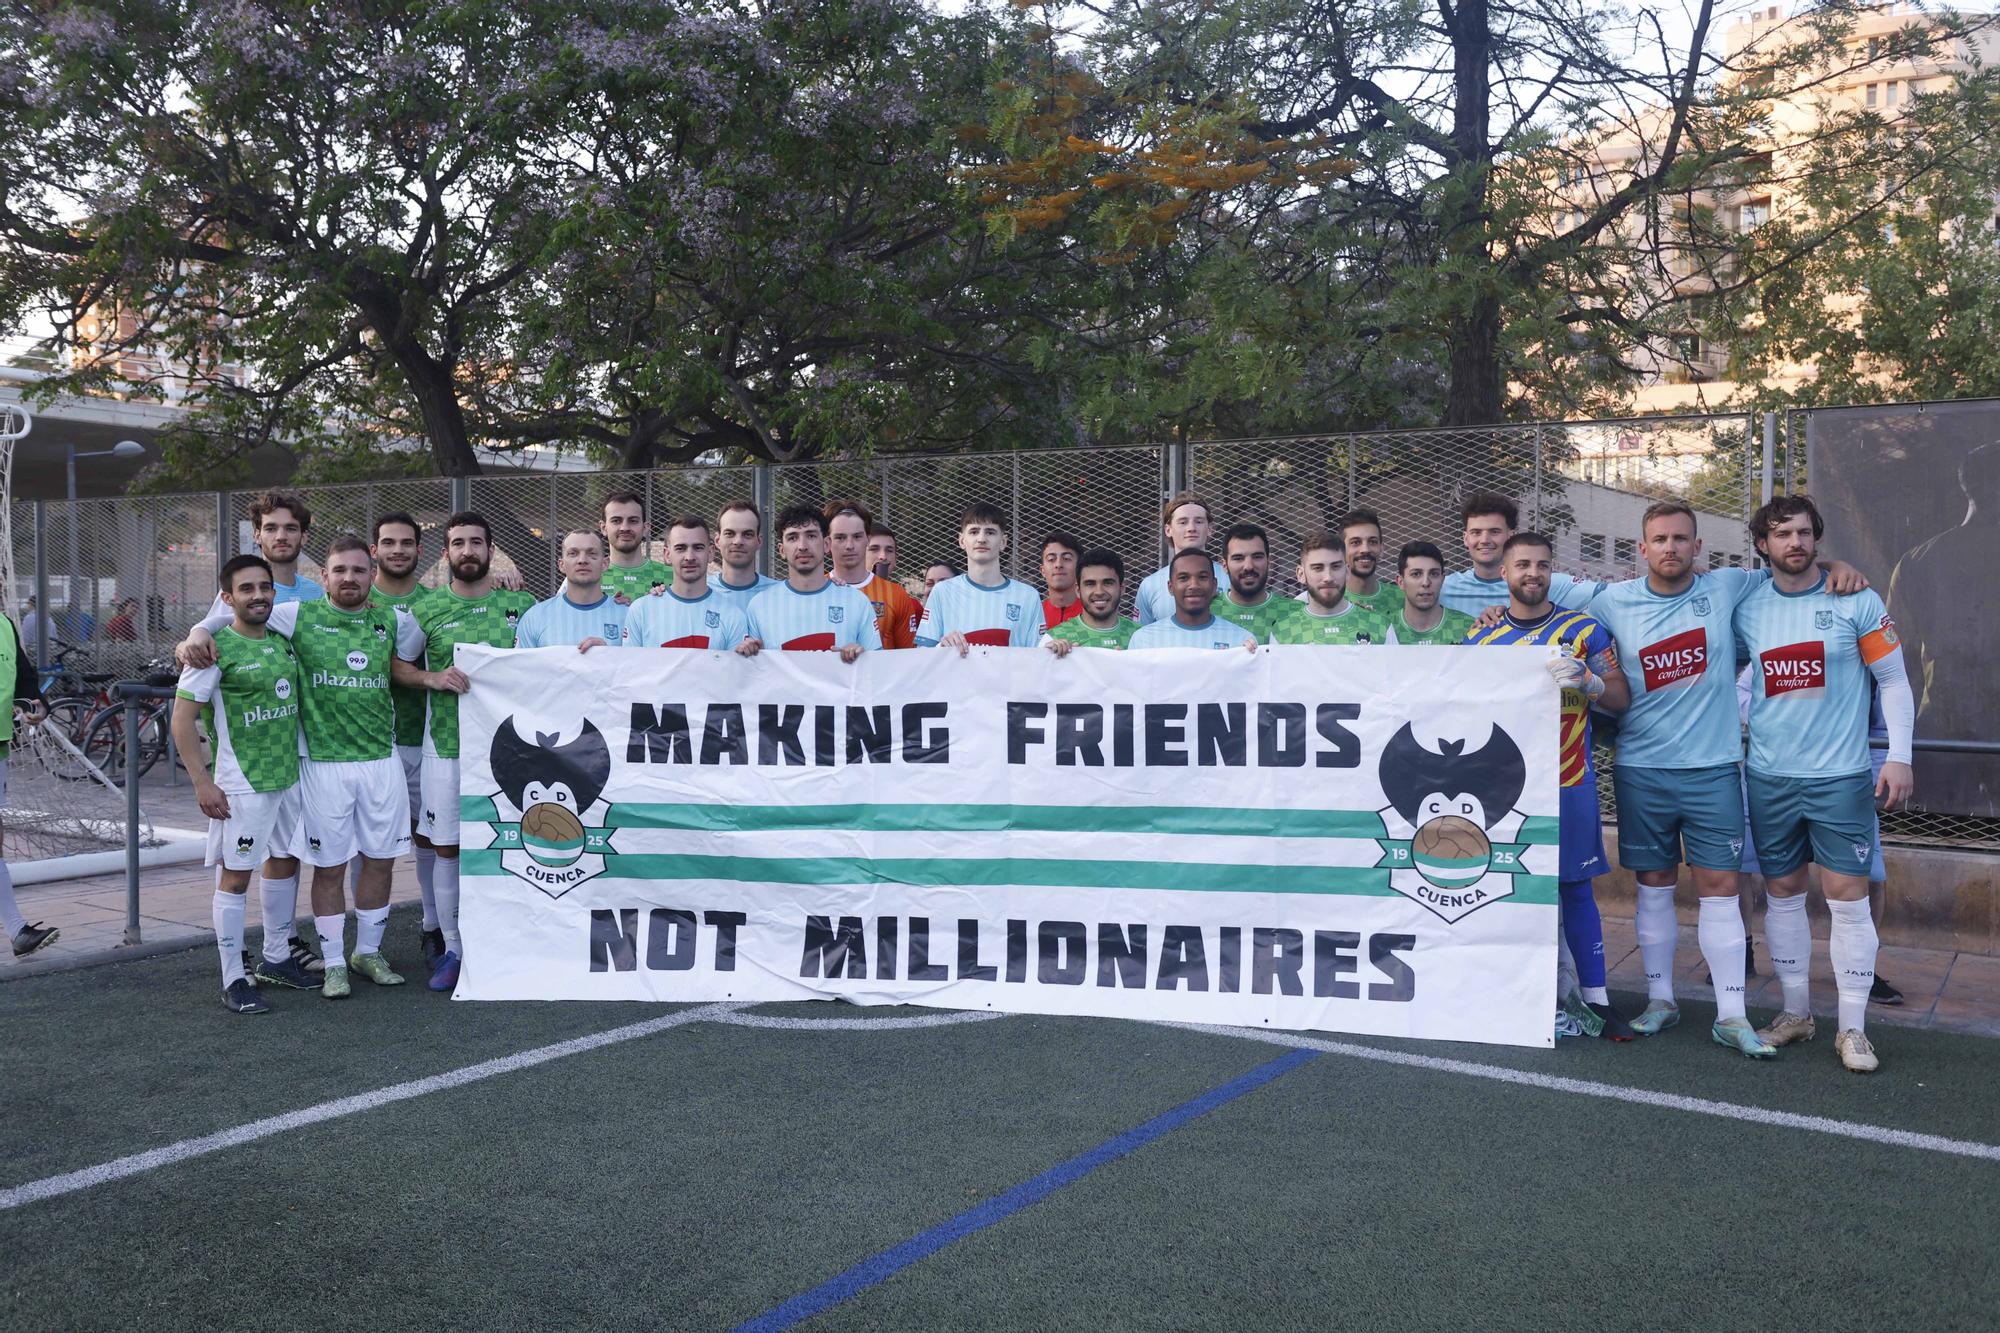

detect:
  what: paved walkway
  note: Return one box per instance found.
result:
[5,855,1998,1038]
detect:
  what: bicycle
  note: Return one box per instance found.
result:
[72,664,184,786]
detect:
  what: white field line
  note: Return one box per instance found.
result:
[710,1009,1007,1032]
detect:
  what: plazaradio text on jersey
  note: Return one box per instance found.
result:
[623,700,1363,768]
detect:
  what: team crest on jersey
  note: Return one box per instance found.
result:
[1690,595,1711,616]
[1006,603,1021,621]
[481,716,616,898]
[1373,722,1537,923]
[374,623,388,638]
[604,622,622,639]
[828,605,844,624]
[704,610,721,629]
[505,609,521,625]
[1815,610,1835,631]
[1356,632,1374,643]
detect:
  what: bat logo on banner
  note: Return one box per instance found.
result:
[484,717,616,898]
[1373,722,1538,923]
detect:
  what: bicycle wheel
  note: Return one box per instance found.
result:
[79,708,137,786]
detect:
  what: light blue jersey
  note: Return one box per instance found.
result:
[915,574,1044,647]
[1129,615,1257,651]
[746,581,882,652]
[206,571,324,621]
[514,592,628,648]
[1734,576,1905,777]
[707,571,779,618]
[1134,560,1230,625]
[1587,567,1763,769]
[623,589,747,650]
[1439,569,1598,618]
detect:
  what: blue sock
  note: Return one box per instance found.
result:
[1559,879,1607,995]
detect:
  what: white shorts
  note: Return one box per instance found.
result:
[398,745,423,825]
[299,756,412,866]
[419,755,462,847]
[205,787,302,871]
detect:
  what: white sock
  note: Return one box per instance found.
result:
[259,873,299,964]
[415,846,439,930]
[1698,895,1749,1022]
[356,905,390,956]
[1635,883,1678,1003]
[213,890,247,987]
[435,856,461,954]
[1764,891,1813,1016]
[1581,984,1609,1005]
[1828,897,1878,1033]
[315,913,346,968]
[0,859,27,937]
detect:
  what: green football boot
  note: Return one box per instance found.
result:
[348,951,406,987]
[1711,1016,1777,1059]
[1629,1000,1681,1036]
[321,963,352,1000]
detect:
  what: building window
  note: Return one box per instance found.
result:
[1581,533,1606,562]
[1741,197,1771,230]
[1673,333,1702,362]
[1866,83,1878,107]
[1614,537,1637,566]
[1886,80,1899,107]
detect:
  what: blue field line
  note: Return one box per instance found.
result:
[732,1047,1320,1333]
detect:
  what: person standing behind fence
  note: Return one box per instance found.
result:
[1039,532,1085,628]
[1134,494,1231,625]
[1441,493,1600,617]
[1128,549,1258,650]
[1388,544,1476,645]
[1341,510,1406,619]
[516,531,628,650]
[598,491,671,604]
[392,512,535,994]
[1213,522,1301,643]
[366,513,446,966]
[1272,534,1395,645]
[618,517,755,652]
[917,503,1045,653]
[744,506,880,660]
[708,499,779,617]
[171,555,311,1014]
[826,499,921,649]
[0,607,58,960]
[208,491,325,616]
[1043,550,1139,653]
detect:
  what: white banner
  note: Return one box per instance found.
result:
[455,642,1562,1047]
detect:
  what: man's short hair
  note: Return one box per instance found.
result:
[667,514,712,539]
[1749,495,1825,544]
[1502,530,1554,558]
[1168,546,1214,574]
[1161,492,1211,527]
[1298,530,1342,560]
[1339,508,1382,538]
[866,521,896,540]
[372,511,420,545]
[1641,500,1697,535]
[1079,548,1125,583]
[603,490,644,515]
[959,501,1007,531]
[561,529,608,556]
[443,511,492,545]
[1461,492,1518,530]
[1041,531,1081,560]
[1398,540,1445,573]
[326,534,371,561]
[717,498,761,528]
[219,554,273,592]
[823,497,875,529]
[1220,522,1268,554]
[249,489,311,532]
[775,503,826,537]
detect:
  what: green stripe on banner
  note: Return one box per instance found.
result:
[458,848,1558,904]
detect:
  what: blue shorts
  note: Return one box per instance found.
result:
[1744,769,1879,879]
[1740,760,1885,880]
[1560,781,1608,883]
[1613,762,1744,873]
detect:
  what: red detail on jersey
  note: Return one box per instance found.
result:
[1639,627,1707,691]
[965,628,1012,647]
[782,632,837,651]
[1759,641,1826,695]
[659,634,711,649]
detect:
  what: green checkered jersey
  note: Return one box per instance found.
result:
[1212,595,1300,644]
[1346,581,1405,617]
[398,586,535,758]
[258,600,400,762]
[1271,603,1395,645]
[1044,616,1140,649]
[176,628,302,794]
[1393,606,1476,645]
[369,584,433,747]
[602,561,671,603]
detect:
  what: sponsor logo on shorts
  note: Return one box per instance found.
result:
[1758,641,1826,697]
[1729,838,1744,857]
[1853,842,1871,862]
[308,835,322,851]
[1640,627,1707,691]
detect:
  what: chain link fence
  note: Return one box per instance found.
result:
[8,409,1994,853]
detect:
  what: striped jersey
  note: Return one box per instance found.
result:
[601,560,671,603]
[916,574,1045,647]
[1135,560,1230,625]
[1346,581,1406,617]
[369,584,433,748]
[1392,606,1476,645]
[1129,615,1256,650]
[1270,603,1396,645]
[1213,594,1301,644]
[1440,570,1599,618]
[1734,576,1903,777]
[622,589,748,650]
[176,628,301,794]
[707,571,779,618]
[515,592,629,648]
[1468,606,1617,788]
[396,585,536,758]
[746,581,882,652]
[1586,567,1761,770]
[1043,616,1139,649]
